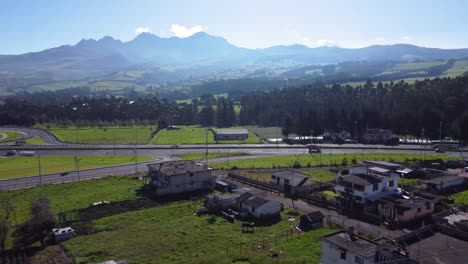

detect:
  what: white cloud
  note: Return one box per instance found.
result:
[317,39,336,46]
[170,24,206,38]
[135,27,152,35]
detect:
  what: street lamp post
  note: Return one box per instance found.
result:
[354,120,357,143]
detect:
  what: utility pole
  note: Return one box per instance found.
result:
[354,120,357,143]
[421,128,424,155]
[134,125,138,174]
[38,152,42,186]
[439,121,443,140]
[74,155,80,181]
[276,126,279,149]
[205,128,209,166]
[113,130,116,156]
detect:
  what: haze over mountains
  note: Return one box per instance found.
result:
[1,32,468,93]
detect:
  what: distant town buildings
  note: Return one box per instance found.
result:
[363,128,394,144]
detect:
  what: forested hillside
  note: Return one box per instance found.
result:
[1,76,467,142]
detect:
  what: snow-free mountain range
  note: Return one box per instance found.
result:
[1,32,468,92]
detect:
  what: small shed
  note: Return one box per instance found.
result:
[215,129,249,140]
[421,176,465,191]
[215,179,232,192]
[52,227,75,243]
[297,211,325,231]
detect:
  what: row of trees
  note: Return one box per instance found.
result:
[1,76,468,141]
[239,77,468,142]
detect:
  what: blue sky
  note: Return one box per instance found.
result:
[1,0,467,54]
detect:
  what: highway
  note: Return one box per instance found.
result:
[0,126,466,190]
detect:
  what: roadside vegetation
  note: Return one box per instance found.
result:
[210,153,456,170]
[25,136,46,144]
[0,155,153,179]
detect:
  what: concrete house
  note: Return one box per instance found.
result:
[321,228,379,264]
[270,170,310,195]
[205,193,237,211]
[147,161,214,197]
[336,162,401,207]
[420,175,465,191]
[378,195,435,224]
[235,192,281,219]
[215,129,249,140]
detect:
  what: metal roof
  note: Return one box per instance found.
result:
[216,129,248,135]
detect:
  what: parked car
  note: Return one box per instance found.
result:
[435,148,445,153]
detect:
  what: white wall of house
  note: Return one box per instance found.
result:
[151,170,212,196]
[335,174,399,203]
[321,240,376,264]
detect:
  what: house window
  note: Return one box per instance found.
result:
[373,184,379,191]
[272,175,277,180]
[252,207,255,212]
[417,208,421,212]
[426,202,431,210]
[355,256,364,264]
[340,250,347,260]
[388,180,394,187]
[284,179,290,184]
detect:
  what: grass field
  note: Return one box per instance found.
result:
[389,61,445,72]
[177,152,249,161]
[443,60,468,77]
[0,155,152,179]
[0,175,143,223]
[398,177,419,186]
[210,153,456,170]
[151,126,261,144]
[450,190,468,205]
[63,201,336,264]
[44,126,155,144]
[25,136,46,144]
[0,130,24,142]
[302,169,337,182]
[244,126,282,139]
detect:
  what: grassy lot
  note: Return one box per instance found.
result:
[0,130,24,142]
[398,177,419,186]
[389,61,445,71]
[443,60,468,77]
[0,155,152,179]
[450,190,468,205]
[232,168,336,183]
[25,136,46,144]
[210,153,456,170]
[302,169,337,182]
[0,175,143,223]
[43,126,155,144]
[63,201,336,263]
[151,126,261,144]
[244,126,282,139]
[177,152,249,161]
[318,190,338,200]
